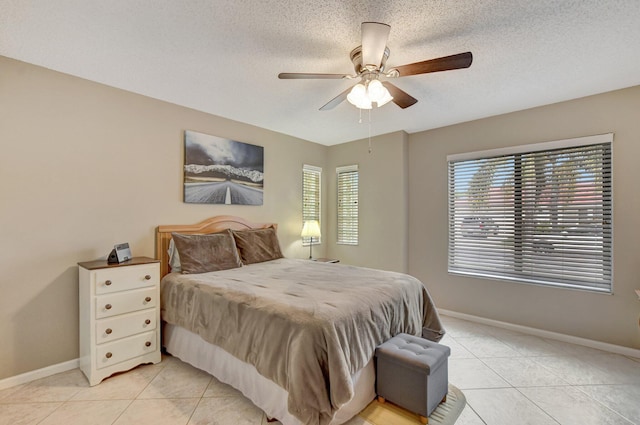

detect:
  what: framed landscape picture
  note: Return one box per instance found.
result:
[183,130,264,205]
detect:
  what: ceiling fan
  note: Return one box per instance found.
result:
[278,22,473,110]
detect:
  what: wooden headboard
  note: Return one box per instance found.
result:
[155,215,277,278]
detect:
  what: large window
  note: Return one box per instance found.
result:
[448,134,612,293]
[337,165,359,245]
[303,164,321,245]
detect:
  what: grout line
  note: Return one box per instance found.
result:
[34,402,65,425]
[186,397,205,425]
[108,399,135,425]
[511,386,562,425]
[443,316,638,423]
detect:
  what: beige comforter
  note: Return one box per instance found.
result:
[160,259,443,425]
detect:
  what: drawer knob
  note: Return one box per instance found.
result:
[145,274,151,280]
[145,341,151,347]
[105,328,113,335]
[105,352,113,359]
[144,319,151,325]
[145,297,152,302]
[105,304,112,310]
[105,280,112,286]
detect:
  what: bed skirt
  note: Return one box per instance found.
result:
[163,323,376,425]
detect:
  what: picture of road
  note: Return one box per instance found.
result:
[184,181,263,205]
[183,130,264,205]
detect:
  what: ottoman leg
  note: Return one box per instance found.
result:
[442,394,447,403]
[377,396,386,404]
[420,415,428,424]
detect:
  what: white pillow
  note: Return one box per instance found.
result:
[167,238,182,273]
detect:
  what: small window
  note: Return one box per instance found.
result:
[303,165,321,245]
[337,165,359,245]
[448,134,613,293]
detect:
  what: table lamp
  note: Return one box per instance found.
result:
[301,220,321,259]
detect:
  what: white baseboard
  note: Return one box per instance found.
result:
[1,311,638,391]
[439,309,640,359]
[0,358,79,391]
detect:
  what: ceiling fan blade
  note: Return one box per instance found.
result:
[278,73,349,79]
[381,82,418,109]
[319,86,353,111]
[391,52,473,77]
[361,22,391,68]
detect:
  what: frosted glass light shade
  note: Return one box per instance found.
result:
[367,79,385,102]
[347,84,372,109]
[355,97,373,109]
[347,79,392,109]
[375,88,393,106]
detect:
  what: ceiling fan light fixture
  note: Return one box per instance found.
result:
[354,97,373,109]
[347,83,366,99]
[347,83,371,109]
[279,22,473,112]
[375,88,394,107]
[367,79,385,101]
[347,79,392,110]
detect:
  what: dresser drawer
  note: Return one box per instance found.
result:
[95,287,157,319]
[96,309,157,344]
[95,331,157,370]
[94,264,158,295]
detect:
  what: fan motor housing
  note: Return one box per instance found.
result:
[350,45,390,74]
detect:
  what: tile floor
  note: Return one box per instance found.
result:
[1,314,639,425]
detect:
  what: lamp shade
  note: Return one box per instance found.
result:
[301,220,321,238]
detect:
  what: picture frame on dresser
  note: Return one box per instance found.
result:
[78,256,161,386]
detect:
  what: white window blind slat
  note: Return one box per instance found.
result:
[337,165,358,245]
[448,135,613,293]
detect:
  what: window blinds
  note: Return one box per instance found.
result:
[303,164,321,245]
[447,135,613,292]
[337,165,359,245]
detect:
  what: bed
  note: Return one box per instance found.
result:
[155,215,443,425]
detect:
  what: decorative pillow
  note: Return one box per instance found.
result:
[232,227,284,265]
[167,238,182,273]
[171,230,242,274]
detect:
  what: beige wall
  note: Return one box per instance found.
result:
[408,86,640,349]
[0,56,327,380]
[3,53,639,381]
[326,132,408,273]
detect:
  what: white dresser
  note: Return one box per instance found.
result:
[79,257,161,386]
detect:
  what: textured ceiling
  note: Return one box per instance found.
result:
[2,1,640,145]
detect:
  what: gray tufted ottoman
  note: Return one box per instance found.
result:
[375,333,451,424]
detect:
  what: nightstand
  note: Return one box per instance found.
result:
[313,258,340,263]
[78,256,161,386]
